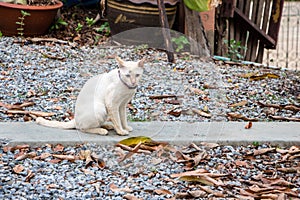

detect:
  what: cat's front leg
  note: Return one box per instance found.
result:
[119,104,133,132]
[107,106,129,136]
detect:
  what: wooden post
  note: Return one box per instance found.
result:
[157,0,175,63]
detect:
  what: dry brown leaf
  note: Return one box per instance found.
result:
[34,152,51,160]
[284,105,300,112]
[25,170,35,182]
[119,142,143,162]
[199,185,225,197]
[47,184,59,189]
[53,144,64,152]
[253,148,276,156]
[110,183,132,193]
[52,154,76,162]
[13,164,25,174]
[0,101,35,110]
[164,99,181,105]
[168,109,181,117]
[189,87,206,95]
[79,150,94,168]
[115,143,151,154]
[288,146,300,154]
[0,109,55,117]
[269,115,300,122]
[239,188,259,198]
[245,121,253,129]
[154,188,172,195]
[174,150,192,162]
[192,108,212,118]
[91,152,105,169]
[148,94,178,99]
[187,190,206,198]
[123,194,142,200]
[10,144,30,152]
[48,159,62,164]
[179,175,215,186]
[248,184,274,193]
[171,168,208,178]
[227,112,258,121]
[235,160,249,167]
[203,83,217,89]
[288,154,300,160]
[15,152,37,161]
[229,100,248,107]
[277,167,300,173]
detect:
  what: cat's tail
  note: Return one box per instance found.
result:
[36,117,76,129]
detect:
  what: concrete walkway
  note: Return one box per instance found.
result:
[0,122,299,146]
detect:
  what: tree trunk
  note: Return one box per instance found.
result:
[184,5,210,57]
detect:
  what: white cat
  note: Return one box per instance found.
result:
[36,57,145,136]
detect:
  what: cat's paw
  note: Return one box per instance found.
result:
[124,126,133,132]
[117,129,129,136]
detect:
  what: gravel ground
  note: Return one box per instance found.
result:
[0,37,299,123]
[0,37,299,199]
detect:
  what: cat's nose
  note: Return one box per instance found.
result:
[131,78,136,85]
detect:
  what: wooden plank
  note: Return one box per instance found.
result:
[157,0,175,63]
[245,0,259,61]
[267,0,284,49]
[257,0,272,62]
[235,0,243,42]
[250,0,265,62]
[234,8,276,54]
[240,0,252,57]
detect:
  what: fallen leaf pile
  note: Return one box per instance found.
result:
[1,140,299,199]
[2,143,104,182]
[171,143,300,199]
[0,101,55,121]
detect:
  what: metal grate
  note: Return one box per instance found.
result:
[264,1,300,70]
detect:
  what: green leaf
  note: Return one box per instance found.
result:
[183,0,210,12]
[21,10,30,16]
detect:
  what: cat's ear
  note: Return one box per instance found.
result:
[138,57,146,68]
[115,56,125,68]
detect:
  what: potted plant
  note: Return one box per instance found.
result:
[0,0,63,36]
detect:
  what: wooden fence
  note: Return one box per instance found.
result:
[215,0,284,63]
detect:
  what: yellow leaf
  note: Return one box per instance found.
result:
[250,73,280,81]
[239,72,258,78]
[118,136,152,147]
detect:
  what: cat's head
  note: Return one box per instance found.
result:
[116,57,145,89]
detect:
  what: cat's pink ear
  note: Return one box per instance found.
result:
[138,57,145,68]
[116,56,125,68]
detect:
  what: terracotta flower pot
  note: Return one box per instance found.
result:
[0,0,63,36]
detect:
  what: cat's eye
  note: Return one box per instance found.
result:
[125,74,130,78]
[136,74,140,77]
